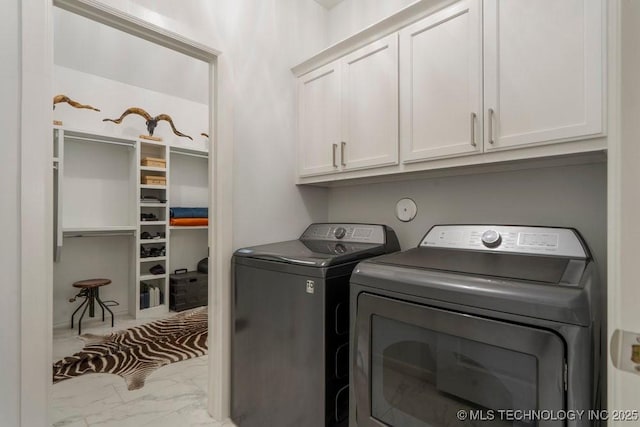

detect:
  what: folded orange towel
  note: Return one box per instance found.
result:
[170,218,208,226]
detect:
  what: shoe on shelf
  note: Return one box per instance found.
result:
[149,264,165,275]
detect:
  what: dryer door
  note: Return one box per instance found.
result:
[354,293,566,427]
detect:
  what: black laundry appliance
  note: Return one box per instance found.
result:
[350,225,601,427]
[232,223,400,427]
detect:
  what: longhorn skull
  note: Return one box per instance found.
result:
[103,107,193,140]
[53,94,100,111]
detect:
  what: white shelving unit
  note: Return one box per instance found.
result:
[53,126,209,323]
[52,127,137,327]
[169,149,209,274]
[135,138,170,318]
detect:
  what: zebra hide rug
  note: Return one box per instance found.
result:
[53,307,207,390]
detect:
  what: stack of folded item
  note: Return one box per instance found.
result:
[170,207,208,226]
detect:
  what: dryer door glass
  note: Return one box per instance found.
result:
[354,293,566,427]
[371,316,537,426]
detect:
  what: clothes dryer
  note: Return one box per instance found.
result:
[350,225,601,427]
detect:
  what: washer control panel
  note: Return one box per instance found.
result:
[301,223,386,244]
[421,225,587,258]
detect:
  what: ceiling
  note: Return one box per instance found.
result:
[53,8,209,105]
[313,0,345,10]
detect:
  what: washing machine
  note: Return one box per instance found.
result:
[349,225,601,427]
[232,223,400,427]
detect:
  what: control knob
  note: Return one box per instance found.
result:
[334,227,346,239]
[481,229,502,248]
[334,243,347,254]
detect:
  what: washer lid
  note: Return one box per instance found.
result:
[376,247,574,284]
[351,258,594,326]
[234,239,389,267]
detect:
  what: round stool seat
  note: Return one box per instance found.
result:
[70,278,115,334]
[73,278,111,289]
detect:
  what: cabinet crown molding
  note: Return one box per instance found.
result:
[291,0,458,77]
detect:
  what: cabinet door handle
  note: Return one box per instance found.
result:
[488,108,495,145]
[341,142,347,166]
[470,112,477,147]
[332,144,338,168]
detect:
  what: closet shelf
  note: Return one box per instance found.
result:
[170,226,208,230]
[138,139,166,147]
[63,226,137,233]
[140,274,167,281]
[141,238,167,244]
[140,221,167,226]
[140,184,167,189]
[140,166,167,172]
[140,202,167,207]
[140,256,167,262]
[170,146,208,159]
[64,129,136,147]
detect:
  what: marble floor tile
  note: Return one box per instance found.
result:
[52,312,231,427]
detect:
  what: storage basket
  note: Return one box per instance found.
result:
[142,175,167,185]
[141,157,166,168]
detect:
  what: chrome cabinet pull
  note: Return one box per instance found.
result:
[341,142,347,166]
[488,108,495,145]
[332,144,338,167]
[470,112,477,147]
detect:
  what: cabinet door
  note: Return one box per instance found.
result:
[297,60,341,177]
[400,0,482,163]
[484,0,604,151]
[341,33,399,171]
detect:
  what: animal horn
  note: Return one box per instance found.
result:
[103,107,152,124]
[53,94,100,111]
[155,114,193,140]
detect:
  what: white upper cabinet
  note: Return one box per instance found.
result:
[293,0,606,184]
[341,33,399,171]
[483,0,604,151]
[298,61,342,177]
[297,34,399,177]
[400,0,482,162]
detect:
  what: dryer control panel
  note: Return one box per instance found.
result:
[420,225,588,258]
[301,223,386,244]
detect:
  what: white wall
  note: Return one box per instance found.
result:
[0,0,21,423]
[327,0,419,43]
[54,7,209,105]
[79,0,330,248]
[210,0,331,247]
[328,163,608,289]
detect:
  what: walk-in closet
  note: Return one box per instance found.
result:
[52,7,211,327]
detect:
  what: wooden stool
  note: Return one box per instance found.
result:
[70,278,114,334]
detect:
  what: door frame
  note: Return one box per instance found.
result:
[21,0,233,424]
